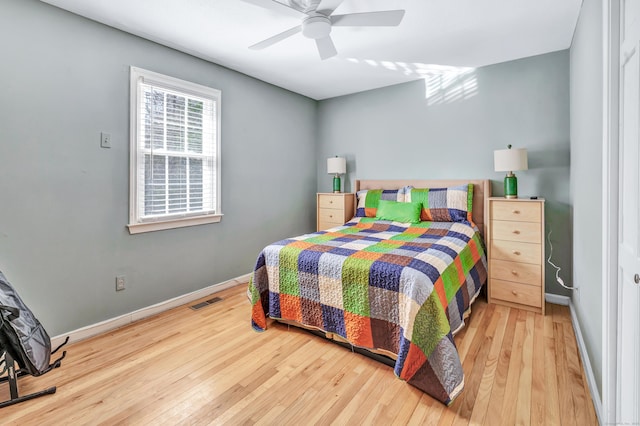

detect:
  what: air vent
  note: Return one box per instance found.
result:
[190,296,223,311]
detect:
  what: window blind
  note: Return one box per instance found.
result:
[136,81,217,221]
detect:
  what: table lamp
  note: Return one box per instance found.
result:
[494,145,528,198]
[327,156,346,193]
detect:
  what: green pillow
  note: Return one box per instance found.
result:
[375,200,422,224]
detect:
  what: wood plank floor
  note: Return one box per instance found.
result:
[0,284,597,425]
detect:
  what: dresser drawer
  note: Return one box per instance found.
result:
[318,208,344,224]
[490,240,541,265]
[491,220,541,243]
[490,259,542,287]
[318,195,345,210]
[318,219,343,231]
[491,279,542,308]
[491,201,541,222]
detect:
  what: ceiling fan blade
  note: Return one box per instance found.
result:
[315,36,337,60]
[240,0,306,19]
[314,0,344,16]
[331,10,406,27]
[249,25,302,50]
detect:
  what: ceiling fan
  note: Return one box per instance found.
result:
[242,0,406,60]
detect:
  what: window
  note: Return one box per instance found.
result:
[128,67,221,234]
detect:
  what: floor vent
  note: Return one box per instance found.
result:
[190,297,223,311]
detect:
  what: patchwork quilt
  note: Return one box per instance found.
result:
[249,217,487,405]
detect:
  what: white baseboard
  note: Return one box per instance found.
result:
[568,300,603,425]
[50,273,252,348]
[545,292,570,306]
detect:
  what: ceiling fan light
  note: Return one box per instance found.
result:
[302,16,332,39]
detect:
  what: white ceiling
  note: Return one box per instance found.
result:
[40,0,582,100]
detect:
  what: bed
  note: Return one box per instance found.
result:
[249,179,490,405]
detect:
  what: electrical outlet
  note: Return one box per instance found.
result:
[101,132,112,149]
[115,276,125,291]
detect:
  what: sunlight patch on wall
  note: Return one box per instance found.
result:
[346,59,478,105]
[417,64,478,106]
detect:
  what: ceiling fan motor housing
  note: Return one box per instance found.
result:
[302,15,332,39]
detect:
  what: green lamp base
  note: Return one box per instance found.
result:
[333,175,341,193]
[504,173,518,198]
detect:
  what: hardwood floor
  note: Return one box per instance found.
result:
[1,284,597,425]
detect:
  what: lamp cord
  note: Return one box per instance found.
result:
[547,229,577,291]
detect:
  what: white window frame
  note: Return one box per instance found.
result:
[128,67,222,234]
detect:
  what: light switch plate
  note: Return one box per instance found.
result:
[101,132,111,149]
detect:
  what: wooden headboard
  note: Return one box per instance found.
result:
[354,179,491,240]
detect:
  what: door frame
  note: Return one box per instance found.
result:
[602,0,620,424]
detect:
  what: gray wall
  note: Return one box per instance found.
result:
[0,0,582,353]
[569,0,603,397]
[0,0,317,336]
[317,51,572,296]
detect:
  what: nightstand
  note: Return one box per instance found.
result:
[317,193,355,231]
[487,197,545,314]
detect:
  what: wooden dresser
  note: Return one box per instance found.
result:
[316,193,355,231]
[487,197,545,314]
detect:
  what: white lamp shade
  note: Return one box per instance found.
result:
[327,157,346,175]
[494,148,528,172]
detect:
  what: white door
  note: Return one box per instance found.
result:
[617,1,640,423]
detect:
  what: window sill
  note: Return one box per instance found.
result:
[127,214,223,234]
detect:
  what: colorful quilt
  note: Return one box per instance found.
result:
[249,217,487,405]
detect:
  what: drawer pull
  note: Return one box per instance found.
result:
[511,270,518,275]
[512,230,520,234]
[329,200,333,204]
[512,250,520,255]
[512,210,520,214]
[512,290,518,296]
[329,215,333,218]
